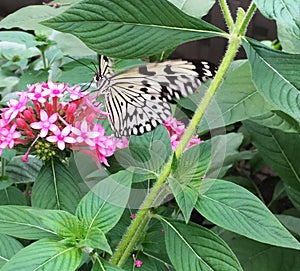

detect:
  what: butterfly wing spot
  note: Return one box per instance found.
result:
[138,66,156,76]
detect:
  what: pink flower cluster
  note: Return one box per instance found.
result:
[164,117,203,150]
[0,81,127,166]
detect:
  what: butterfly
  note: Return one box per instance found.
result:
[94,55,216,137]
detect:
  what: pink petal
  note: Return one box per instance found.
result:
[40,110,48,121]
[30,122,43,129]
[64,136,76,144]
[57,140,66,150]
[49,113,58,123]
[62,126,71,136]
[46,135,58,143]
[40,128,49,138]
[49,124,59,133]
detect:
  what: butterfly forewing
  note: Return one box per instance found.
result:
[95,57,216,137]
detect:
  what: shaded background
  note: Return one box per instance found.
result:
[0,0,277,64]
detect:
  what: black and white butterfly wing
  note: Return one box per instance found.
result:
[105,78,172,136]
[97,59,215,136]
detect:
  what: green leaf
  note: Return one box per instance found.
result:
[0,206,55,239]
[206,133,244,178]
[58,58,95,85]
[168,0,215,18]
[28,209,83,239]
[195,179,300,250]
[6,155,42,183]
[244,121,300,192]
[250,110,300,133]
[92,258,125,271]
[225,234,300,271]
[0,234,23,268]
[0,187,26,205]
[123,252,171,271]
[0,31,44,48]
[31,160,82,213]
[0,148,16,162]
[169,140,212,222]
[76,170,132,233]
[200,61,272,131]
[0,5,69,31]
[168,177,198,223]
[142,220,172,266]
[41,0,223,59]
[276,214,300,238]
[53,32,95,56]
[109,125,172,182]
[80,227,112,253]
[18,69,49,90]
[253,0,300,53]
[243,39,300,122]
[285,184,300,211]
[161,219,242,271]
[173,140,211,182]
[0,181,13,190]
[1,239,82,271]
[277,23,300,53]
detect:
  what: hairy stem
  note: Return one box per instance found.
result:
[219,0,234,31]
[110,2,256,265]
[239,2,257,35]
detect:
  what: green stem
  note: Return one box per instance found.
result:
[110,159,173,266]
[219,0,234,31]
[239,2,257,36]
[1,158,5,180]
[110,3,255,265]
[175,34,240,158]
[25,182,31,205]
[40,49,47,70]
[51,159,60,209]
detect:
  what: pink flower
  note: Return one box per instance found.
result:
[164,116,185,136]
[134,259,143,268]
[2,92,28,123]
[164,117,202,151]
[47,81,65,98]
[67,85,88,100]
[93,124,116,166]
[130,214,136,220]
[0,124,22,149]
[46,125,76,150]
[30,110,59,138]
[71,119,100,146]
[27,84,51,103]
[170,134,180,150]
[115,136,129,149]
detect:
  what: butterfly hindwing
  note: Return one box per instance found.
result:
[105,81,172,136]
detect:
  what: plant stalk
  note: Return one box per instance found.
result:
[110,2,256,265]
[219,0,234,31]
[41,49,47,70]
[1,158,5,180]
[239,2,257,35]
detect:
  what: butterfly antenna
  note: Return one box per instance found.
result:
[65,55,96,73]
[81,79,94,91]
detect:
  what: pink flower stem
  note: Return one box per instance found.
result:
[22,135,40,162]
[57,115,69,126]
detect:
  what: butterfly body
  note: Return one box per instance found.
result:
[94,57,216,137]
